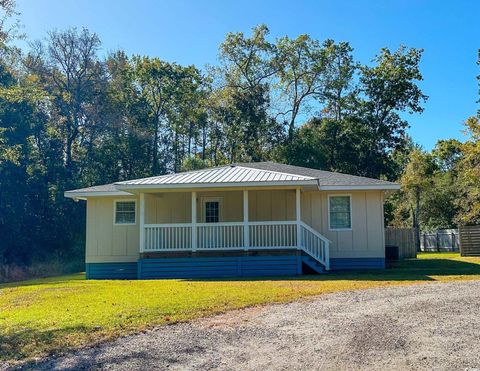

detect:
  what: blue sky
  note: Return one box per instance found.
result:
[16,0,480,150]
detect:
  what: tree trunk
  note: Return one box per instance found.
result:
[152,118,159,174]
[414,187,421,252]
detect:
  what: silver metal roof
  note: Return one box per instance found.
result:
[116,165,316,186]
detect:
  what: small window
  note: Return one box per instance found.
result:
[202,197,222,223]
[329,195,351,230]
[114,200,136,225]
[205,201,220,223]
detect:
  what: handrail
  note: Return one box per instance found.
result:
[145,223,192,228]
[299,222,331,244]
[299,222,330,271]
[248,220,297,225]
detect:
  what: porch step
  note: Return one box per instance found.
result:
[301,255,327,274]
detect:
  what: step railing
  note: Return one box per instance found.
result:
[299,222,330,270]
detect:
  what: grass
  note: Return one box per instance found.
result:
[1,252,480,364]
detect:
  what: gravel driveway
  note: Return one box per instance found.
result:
[19,280,480,370]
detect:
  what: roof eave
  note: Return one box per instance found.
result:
[64,190,133,199]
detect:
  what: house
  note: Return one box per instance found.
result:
[64,162,400,279]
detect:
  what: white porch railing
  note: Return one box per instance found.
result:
[197,222,244,249]
[143,221,330,270]
[299,222,330,271]
[144,224,192,251]
[249,221,297,248]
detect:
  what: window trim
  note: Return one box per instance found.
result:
[113,199,137,226]
[327,194,352,231]
[201,197,223,223]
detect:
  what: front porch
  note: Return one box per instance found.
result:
[138,188,330,271]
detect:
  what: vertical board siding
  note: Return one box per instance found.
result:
[385,228,417,259]
[86,196,140,263]
[301,190,385,260]
[459,226,480,256]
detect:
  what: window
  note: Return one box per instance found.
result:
[114,200,136,225]
[203,198,222,223]
[328,195,351,230]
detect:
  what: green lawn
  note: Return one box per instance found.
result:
[1,252,480,364]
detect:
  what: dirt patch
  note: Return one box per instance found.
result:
[13,280,480,370]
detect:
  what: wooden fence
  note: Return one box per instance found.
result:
[459,225,480,256]
[385,228,417,259]
[420,229,459,252]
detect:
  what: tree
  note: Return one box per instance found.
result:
[132,56,205,173]
[274,35,329,139]
[26,28,104,179]
[397,149,436,248]
[455,116,480,225]
[213,25,282,162]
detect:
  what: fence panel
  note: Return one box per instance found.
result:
[420,229,459,252]
[385,228,416,259]
[459,225,480,256]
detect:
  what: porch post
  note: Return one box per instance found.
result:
[191,191,197,251]
[296,188,301,249]
[139,192,145,253]
[243,190,249,251]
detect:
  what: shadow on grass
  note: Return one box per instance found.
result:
[4,256,480,289]
[181,258,480,283]
[0,325,93,364]
[0,273,87,289]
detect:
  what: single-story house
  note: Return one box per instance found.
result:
[65,162,400,279]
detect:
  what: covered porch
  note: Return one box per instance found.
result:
[138,188,330,270]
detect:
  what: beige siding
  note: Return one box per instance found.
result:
[301,190,385,259]
[249,190,296,221]
[84,188,385,263]
[145,192,191,224]
[86,196,139,263]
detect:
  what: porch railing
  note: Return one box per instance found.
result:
[249,221,297,248]
[197,222,244,249]
[144,224,192,251]
[143,221,330,270]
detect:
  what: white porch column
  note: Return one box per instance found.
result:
[243,190,249,251]
[139,192,145,253]
[296,188,301,248]
[191,191,197,251]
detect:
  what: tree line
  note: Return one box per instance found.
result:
[0,4,478,272]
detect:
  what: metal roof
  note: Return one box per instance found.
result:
[65,162,400,198]
[236,162,398,188]
[116,165,315,187]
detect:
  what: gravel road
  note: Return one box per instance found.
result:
[18,280,480,370]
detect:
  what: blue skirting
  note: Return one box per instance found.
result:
[86,262,138,279]
[138,254,302,279]
[330,258,385,270]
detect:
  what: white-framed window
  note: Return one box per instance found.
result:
[328,195,352,231]
[202,197,222,223]
[114,200,136,225]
